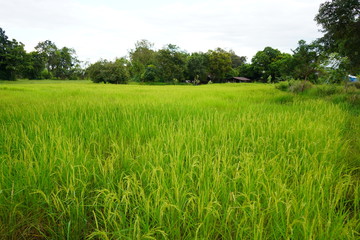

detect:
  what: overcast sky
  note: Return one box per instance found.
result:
[1,0,325,63]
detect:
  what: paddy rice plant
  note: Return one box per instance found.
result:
[0,81,359,239]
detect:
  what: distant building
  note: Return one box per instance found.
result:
[348,75,358,82]
[228,77,252,83]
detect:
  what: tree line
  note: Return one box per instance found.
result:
[86,39,343,84]
[0,30,83,80]
[1,0,359,83]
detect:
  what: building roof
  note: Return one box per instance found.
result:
[232,77,251,81]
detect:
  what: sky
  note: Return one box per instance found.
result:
[0,0,325,63]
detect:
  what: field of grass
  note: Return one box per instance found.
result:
[0,81,359,239]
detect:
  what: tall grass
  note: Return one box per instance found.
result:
[0,82,359,239]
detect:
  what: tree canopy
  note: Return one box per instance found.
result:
[0,27,81,80]
[0,28,27,80]
[315,0,360,72]
[87,58,129,84]
[128,40,156,82]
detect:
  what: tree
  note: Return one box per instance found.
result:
[292,40,322,82]
[238,63,256,80]
[0,28,27,80]
[229,50,247,68]
[86,60,107,83]
[186,52,209,83]
[141,64,158,82]
[35,40,58,74]
[315,0,360,72]
[320,52,350,83]
[269,53,295,81]
[0,28,8,78]
[207,48,232,82]
[128,40,156,81]
[54,47,79,79]
[35,40,80,79]
[22,51,45,79]
[109,58,129,84]
[155,44,187,82]
[87,58,129,84]
[251,47,282,81]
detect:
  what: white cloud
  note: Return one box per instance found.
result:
[0,0,324,63]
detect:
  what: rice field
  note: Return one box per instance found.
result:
[0,81,359,239]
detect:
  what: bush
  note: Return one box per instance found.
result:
[41,69,53,79]
[141,65,159,82]
[275,81,290,91]
[288,80,313,93]
[347,81,360,89]
[87,59,129,84]
[313,84,342,96]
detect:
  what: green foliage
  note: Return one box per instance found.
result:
[315,0,360,72]
[35,40,58,73]
[55,47,79,79]
[186,52,209,83]
[270,53,295,81]
[267,75,272,83]
[193,75,200,85]
[0,28,27,80]
[128,40,156,81]
[237,63,256,79]
[0,28,81,80]
[321,68,346,84]
[86,60,106,83]
[40,68,53,79]
[251,47,282,81]
[312,84,342,96]
[276,81,360,109]
[319,53,350,84]
[288,80,314,93]
[35,41,79,79]
[347,81,360,89]
[155,44,187,82]
[292,40,322,82]
[229,50,246,68]
[87,58,129,84]
[141,64,158,82]
[207,48,232,82]
[22,51,46,79]
[275,81,291,91]
[226,67,239,79]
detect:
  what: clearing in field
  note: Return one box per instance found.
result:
[0,81,359,239]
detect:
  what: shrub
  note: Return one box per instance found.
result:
[347,81,360,89]
[41,69,53,79]
[275,81,290,91]
[288,80,313,93]
[313,84,342,96]
[141,65,158,82]
[172,78,179,85]
[87,59,129,84]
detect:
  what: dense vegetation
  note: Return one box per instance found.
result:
[0,81,359,239]
[1,0,359,83]
[0,31,83,80]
